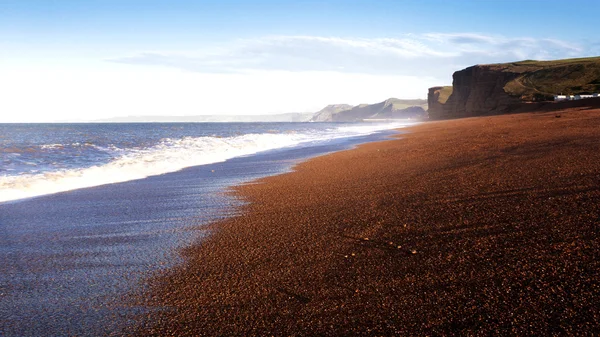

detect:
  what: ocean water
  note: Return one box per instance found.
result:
[0,121,412,336]
[1,122,410,203]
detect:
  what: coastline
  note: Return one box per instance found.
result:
[135,107,600,335]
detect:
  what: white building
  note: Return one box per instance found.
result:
[575,94,595,100]
[554,95,568,101]
[554,93,599,101]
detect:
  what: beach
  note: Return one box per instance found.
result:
[134,106,600,335]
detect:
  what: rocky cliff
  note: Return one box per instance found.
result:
[311,98,427,122]
[310,104,354,122]
[443,64,522,119]
[427,86,452,120]
[429,56,600,119]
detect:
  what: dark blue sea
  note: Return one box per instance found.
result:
[0,121,413,336]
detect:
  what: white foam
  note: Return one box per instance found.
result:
[40,144,64,150]
[0,122,413,203]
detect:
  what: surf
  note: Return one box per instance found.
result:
[0,122,412,203]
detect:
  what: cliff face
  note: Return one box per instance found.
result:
[311,99,427,122]
[445,65,522,118]
[331,99,427,122]
[372,106,426,120]
[432,65,522,119]
[310,104,354,122]
[427,86,452,120]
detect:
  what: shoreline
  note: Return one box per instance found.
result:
[0,125,403,337]
[134,107,600,335]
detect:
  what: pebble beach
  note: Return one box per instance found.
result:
[133,105,600,335]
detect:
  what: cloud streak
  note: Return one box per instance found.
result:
[110,33,592,78]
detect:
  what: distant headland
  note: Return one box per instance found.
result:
[95,98,428,123]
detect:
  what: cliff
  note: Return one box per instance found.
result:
[310,104,354,122]
[311,98,427,122]
[442,64,523,118]
[427,86,452,120]
[429,56,600,119]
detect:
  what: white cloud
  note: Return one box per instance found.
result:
[0,62,439,122]
[109,33,590,77]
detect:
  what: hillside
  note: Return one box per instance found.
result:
[500,57,600,100]
[428,56,600,119]
[310,104,354,122]
[427,86,453,120]
[311,98,428,122]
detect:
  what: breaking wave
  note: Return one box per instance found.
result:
[0,122,412,203]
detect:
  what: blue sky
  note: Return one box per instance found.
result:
[1,0,600,121]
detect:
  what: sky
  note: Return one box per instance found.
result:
[1,0,600,122]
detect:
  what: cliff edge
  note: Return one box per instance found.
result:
[311,98,428,122]
[427,86,452,120]
[310,104,354,122]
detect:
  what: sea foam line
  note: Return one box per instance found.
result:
[0,122,412,203]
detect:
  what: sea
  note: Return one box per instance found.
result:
[0,121,413,336]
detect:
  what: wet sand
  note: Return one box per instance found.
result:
[135,107,600,335]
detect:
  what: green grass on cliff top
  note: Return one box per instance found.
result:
[436,86,453,104]
[488,56,600,99]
